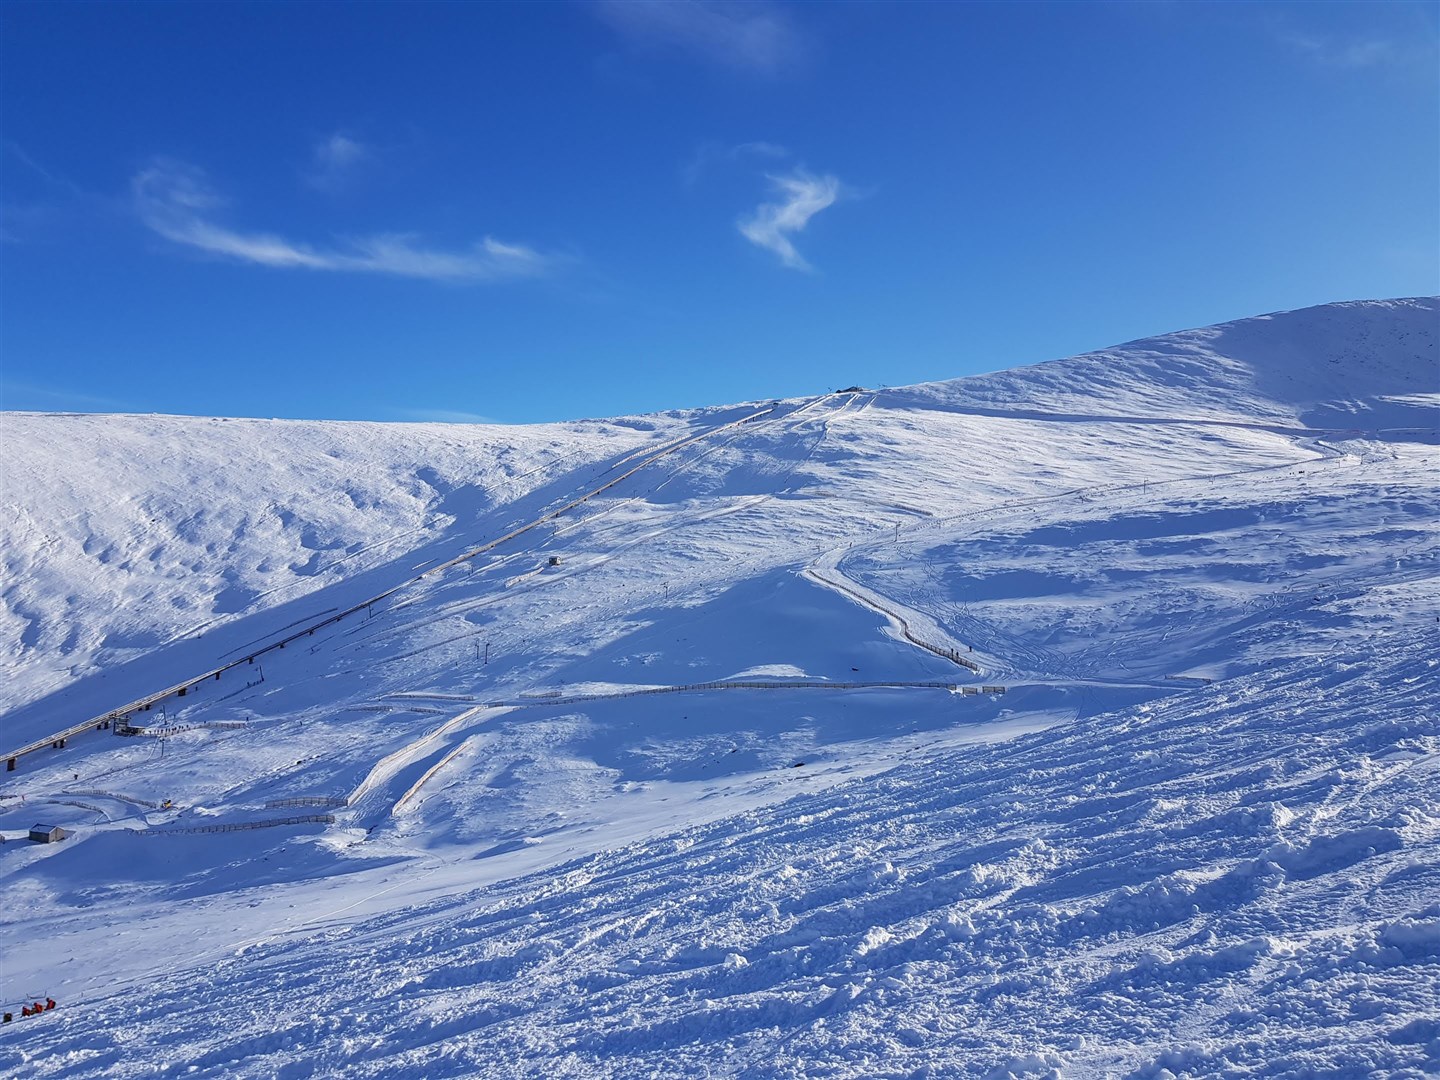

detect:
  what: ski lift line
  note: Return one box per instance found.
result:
[549,403,822,545]
[12,392,841,766]
[648,425,778,495]
[547,407,799,532]
[345,394,840,642]
[605,428,724,473]
[0,403,788,770]
[492,443,595,488]
[782,391,851,420]
[363,487,827,665]
[258,397,849,664]
[388,403,783,585]
[601,398,829,474]
[602,418,752,471]
[211,606,340,661]
[648,395,855,520]
[186,447,603,641]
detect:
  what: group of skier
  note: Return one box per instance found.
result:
[3,997,55,1021]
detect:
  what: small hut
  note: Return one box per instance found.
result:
[29,824,67,843]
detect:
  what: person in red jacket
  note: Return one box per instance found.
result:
[45,998,56,1010]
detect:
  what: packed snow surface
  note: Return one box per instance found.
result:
[1,298,1436,1078]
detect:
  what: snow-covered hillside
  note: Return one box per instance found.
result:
[0,411,693,713]
[1,298,1436,1078]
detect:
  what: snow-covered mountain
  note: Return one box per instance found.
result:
[2,298,1437,1078]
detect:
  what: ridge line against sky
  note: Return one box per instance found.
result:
[1,0,1436,424]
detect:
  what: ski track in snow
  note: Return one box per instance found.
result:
[0,297,1437,1078]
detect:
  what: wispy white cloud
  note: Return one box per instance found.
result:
[734,140,790,160]
[304,133,371,193]
[737,169,841,272]
[2,141,112,244]
[1282,32,1408,69]
[682,139,789,186]
[5,141,87,198]
[595,0,804,74]
[1269,3,1437,76]
[132,159,558,283]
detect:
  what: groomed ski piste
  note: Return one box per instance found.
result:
[1,297,1436,1078]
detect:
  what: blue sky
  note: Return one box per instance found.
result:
[2,1,1436,424]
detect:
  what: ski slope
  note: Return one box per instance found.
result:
[1,297,1437,1078]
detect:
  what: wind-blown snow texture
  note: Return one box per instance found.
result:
[1,298,1437,1079]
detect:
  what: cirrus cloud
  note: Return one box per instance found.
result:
[595,0,805,75]
[304,133,371,193]
[132,159,559,283]
[737,168,842,272]
[682,139,790,186]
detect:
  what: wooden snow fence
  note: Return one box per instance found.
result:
[65,789,163,809]
[384,693,479,703]
[502,679,1004,708]
[126,720,250,738]
[43,799,109,818]
[136,813,335,836]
